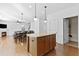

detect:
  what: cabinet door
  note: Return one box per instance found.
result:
[49,34,56,50]
[44,36,50,53]
[37,37,45,56]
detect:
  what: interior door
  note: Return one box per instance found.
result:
[69,17,78,42]
[63,18,69,44]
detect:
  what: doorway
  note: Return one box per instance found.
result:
[63,16,78,48]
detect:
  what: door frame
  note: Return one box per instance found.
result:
[63,18,69,44]
[63,16,78,46]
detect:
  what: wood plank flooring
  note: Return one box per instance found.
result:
[0,36,79,56]
[0,36,29,56]
[46,43,78,56]
[65,41,78,48]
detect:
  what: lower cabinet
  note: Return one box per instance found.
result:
[28,34,56,56]
[37,34,56,56]
[49,34,56,50]
[44,36,50,54]
[37,37,45,56]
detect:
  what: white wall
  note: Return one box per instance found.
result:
[47,16,57,34]
[31,18,48,36]
[39,18,47,35]
[47,5,79,46]
[31,19,39,35]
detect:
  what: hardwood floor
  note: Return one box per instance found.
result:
[46,43,78,56]
[65,41,78,48]
[0,36,79,56]
[0,36,29,56]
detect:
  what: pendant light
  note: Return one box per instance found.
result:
[21,12,23,20]
[17,12,24,24]
[20,12,24,22]
[34,3,38,21]
[44,5,47,23]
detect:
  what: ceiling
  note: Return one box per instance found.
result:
[0,3,78,23]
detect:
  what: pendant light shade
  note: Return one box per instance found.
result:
[34,17,38,21]
[44,20,47,23]
[17,12,25,24]
[21,12,23,20]
[44,6,47,23]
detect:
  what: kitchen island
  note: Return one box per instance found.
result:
[27,33,56,56]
